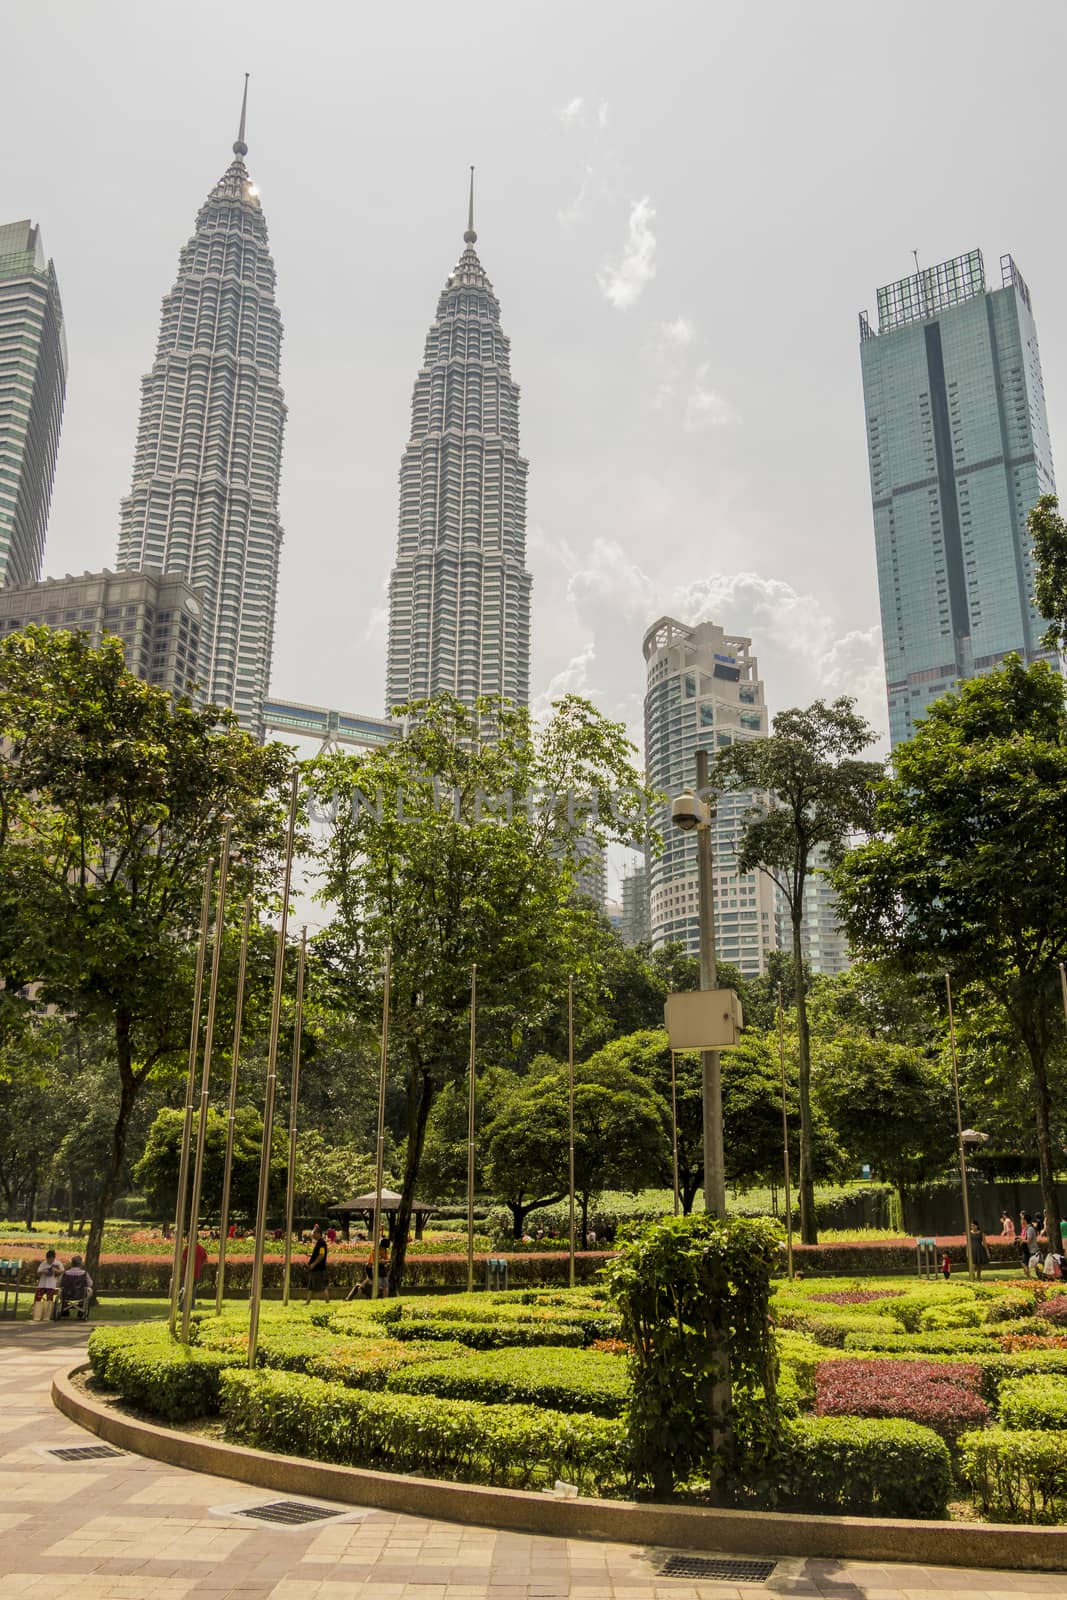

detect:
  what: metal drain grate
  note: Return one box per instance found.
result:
[660,1555,777,1582]
[233,1500,342,1526]
[47,1445,124,1462]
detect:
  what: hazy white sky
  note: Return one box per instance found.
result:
[6,0,1067,781]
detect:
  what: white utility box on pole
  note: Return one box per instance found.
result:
[664,990,744,1052]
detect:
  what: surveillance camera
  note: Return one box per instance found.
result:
[671,791,707,832]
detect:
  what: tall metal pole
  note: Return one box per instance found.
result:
[1060,963,1067,1031]
[945,973,975,1281]
[466,964,477,1295]
[670,1051,680,1216]
[371,949,392,1300]
[169,858,214,1338]
[777,984,794,1280]
[282,926,307,1305]
[695,748,726,1217]
[568,973,576,1288]
[248,770,300,1369]
[216,897,251,1311]
[181,822,233,1340]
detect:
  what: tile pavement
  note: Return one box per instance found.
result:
[0,1322,1064,1598]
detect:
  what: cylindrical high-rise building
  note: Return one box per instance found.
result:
[0,220,67,589]
[386,176,532,714]
[116,82,286,734]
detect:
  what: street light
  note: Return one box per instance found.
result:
[671,749,726,1218]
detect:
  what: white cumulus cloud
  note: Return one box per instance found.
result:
[597,197,657,310]
[683,364,742,431]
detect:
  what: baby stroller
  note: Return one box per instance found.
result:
[56,1263,93,1322]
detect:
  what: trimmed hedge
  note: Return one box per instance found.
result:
[780,1312,895,1349]
[960,1427,1067,1523]
[87,1323,241,1422]
[814,1358,988,1447]
[783,1415,952,1519]
[388,1314,587,1349]
[386,1346,629,1417]
[998,1376,1067,1431]
[218,1365,628,1493]
[841,1328,993,1355]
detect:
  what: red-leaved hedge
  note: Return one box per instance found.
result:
[814,1358,989,1446]
[810,1289,906,1306]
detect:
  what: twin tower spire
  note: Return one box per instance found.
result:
[116,81,530,736]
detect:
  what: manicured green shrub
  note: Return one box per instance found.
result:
[219,1366,628,1493]
[872,1287,977,1334]
[959,1426,1067,1522]
[974,1351,1067,1401]
[998,1376,1067,1431]
[783,1312,895,1349]
[389,1314,587,1349]
[841,1328,992,1355]
[983,1288,1037,1323]
[918,1302,982,1332]
[776,1330,821,1398]
[387,1346,629,1417]
[783,1415,952,1519]
[88,1323,241,1422]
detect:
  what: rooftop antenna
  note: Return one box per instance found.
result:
[233,73,250,157]
[464,165,477,245]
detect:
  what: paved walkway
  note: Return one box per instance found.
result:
[0,1325,1063,1599]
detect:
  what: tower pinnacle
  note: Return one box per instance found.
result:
[464,166,477,245]
[233,73,249,157]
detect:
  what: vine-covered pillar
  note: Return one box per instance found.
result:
[607,1214,782,1501]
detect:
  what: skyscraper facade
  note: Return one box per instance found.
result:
[643,616,777,977]
[116,85,286,736]
[386,179,532,714]
[0,221,67,588]
[774,857,850,978]
[859,249,1058,747]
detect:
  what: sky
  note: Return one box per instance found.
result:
[5,0,1067,859]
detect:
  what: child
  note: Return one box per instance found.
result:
[941,1251,952,1280]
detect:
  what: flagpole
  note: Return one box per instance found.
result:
[169,858,214,1338]
[216,897,251,1311]
[371,949,391,1300]
[777,984,794,1281]
[281,926,307,1305]
[466,964,477,1294]
[247,770,300,1369]
[568,973,576,1289]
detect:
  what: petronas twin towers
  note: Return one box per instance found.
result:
[119,90,530,736]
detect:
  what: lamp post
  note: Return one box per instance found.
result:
[777,983,795,1281]
[945,973,987,1280]
[671,749,726,1217]
[669,1050,680,1217]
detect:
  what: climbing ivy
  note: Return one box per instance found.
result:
[606,1213,783,1499]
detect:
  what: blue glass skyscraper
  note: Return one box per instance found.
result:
[859,250,1059,746]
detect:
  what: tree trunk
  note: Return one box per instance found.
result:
[792,912,817,1244]
[580,1191,590,1246]
[388,1055,436,1296]
[85,1014,142,1283]
[24,1180,36,1231]
[1023,1028,1062,1259]
[509,1194,567,1239]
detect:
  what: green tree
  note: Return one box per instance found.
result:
[486,1055,670,1240]
[833,658,1067,1251]
[310,692,654,1291]
[813,1032,955,1212]
[0,627,293,1277]
[134,1105,287,1222]
[1030,493,1067,654]
[711,698,880,1243]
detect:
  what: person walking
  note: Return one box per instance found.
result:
[179,1237,209,1309]
[970,1220,988,1280]
[1000,1210,1016,1239]
[305,1224,329,1304]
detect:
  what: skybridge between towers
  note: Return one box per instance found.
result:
[262,697,400,751]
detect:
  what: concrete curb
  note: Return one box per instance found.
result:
[53,1362,1067,1571]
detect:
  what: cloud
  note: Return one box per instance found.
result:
[683,364,741,430]
[363,602,389,643]
[560,543,888,743]
[596,197,657,310]
[597,99,610,129]
[557,96,586,126]
[532,639,598,721]
[558,162,595,229]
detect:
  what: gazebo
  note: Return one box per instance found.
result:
[328,1188,437,1244]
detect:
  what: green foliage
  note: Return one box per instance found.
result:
[711,697,880,1246]
[841,1329,994,1355]
[786,1313,902,1350]
[87,1322,241,1422]
[389,1314,587,1349]
[1030,492,1067,655]
[219,1366,629,1493]
[783,1415,951,1519]
[387,1346,629,1417]
[834,655,1067,1252]
[960,1425,1067,1522]
[309,692,655,1291]
[134,1105,286,1221]
[998,1376,1067,1431]
[606,1213,782,1498]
